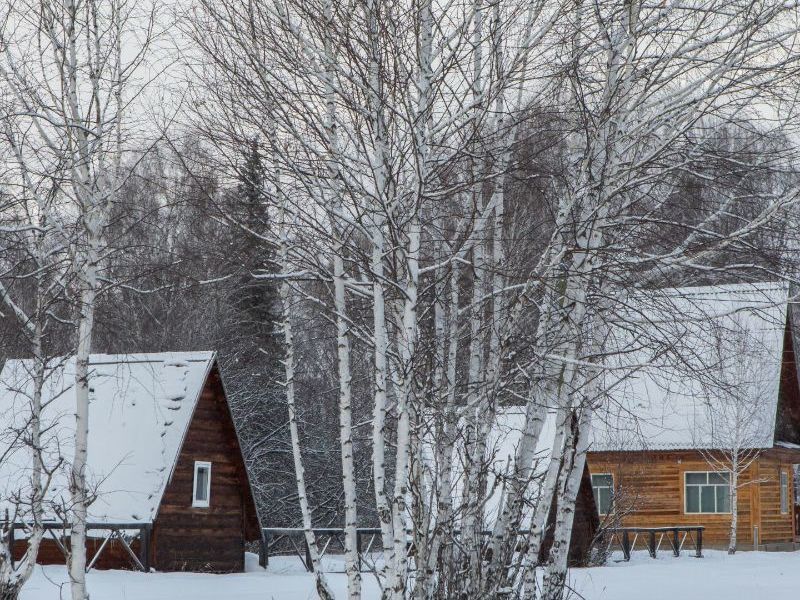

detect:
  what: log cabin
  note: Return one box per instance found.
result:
[587,282,800,550]
[0,352,261,572]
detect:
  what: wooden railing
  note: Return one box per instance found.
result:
[260,527,383,572]
[262,526,703,571]
[606,526,704,561]
[5,521,152,572]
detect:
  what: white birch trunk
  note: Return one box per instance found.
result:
[539,403,593,600]
[279,197,336,600]
[389,217,420,600]
[70,239,98,600]
[729,458,738,554]
[321,0,360,594]
[334,236,361,599]
[517,405,569,597]
[363,0,395,585]
[370,222,393,586]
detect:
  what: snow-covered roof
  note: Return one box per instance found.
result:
[0,351,216,523]
[591,281,791,452]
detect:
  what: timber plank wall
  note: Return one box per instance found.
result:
[539,464,600,566]
[12,537,142,571]
[151,366,258,572]
[588,448,799,548]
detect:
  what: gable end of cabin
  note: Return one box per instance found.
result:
[150,363,260,572]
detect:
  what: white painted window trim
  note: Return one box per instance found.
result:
[193,461,212,508]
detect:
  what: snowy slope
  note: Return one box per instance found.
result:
[0,352,215,523]
[13,550,800,599]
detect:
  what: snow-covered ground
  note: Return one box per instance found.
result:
[572,549,799,600]
[14,550,800,599]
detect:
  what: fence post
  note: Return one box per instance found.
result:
[139,524,151,572]
[648,530,656,558]
[622,530,631,561]
[696,528,703,558]
[8,524,14,570]
[672,528,680,557]
[260,530,269,568]
[356,530,363,573]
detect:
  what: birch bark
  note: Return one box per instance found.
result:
[278,195,336,600]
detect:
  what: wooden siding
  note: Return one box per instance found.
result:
[12,537,143,571]
[7,364,261,573]
[587,448,800,548]
[540,463,600,566]
[151,365,260,572]
[775,316,800,444]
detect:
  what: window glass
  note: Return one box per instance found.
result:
[591,473,613,514]
[685,485,700,513]
[700,485,716,512]
[597,489,612,514]
[716,485,731,513]
[686,473,707,485]
[196,467,209,501]
[709,472,729,485]
[193,461,211,507]
[685,472,730,514]
[781,471,789,515]
[592,474,613,487]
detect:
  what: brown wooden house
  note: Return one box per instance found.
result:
[587,282,800,550]
[0,352,261,572]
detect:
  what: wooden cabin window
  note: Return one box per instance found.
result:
[684,472,730,514]
[193,461,212,508]
[591,473,613,515]
[780,471,789,515]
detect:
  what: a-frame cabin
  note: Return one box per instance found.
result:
[0,352,261,572]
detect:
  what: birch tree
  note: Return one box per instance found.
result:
[0,1,158,597]
[697,320,775,554]
[185,0,800,598]
[0,179,67,599]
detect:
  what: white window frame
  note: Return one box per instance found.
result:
[780,470,789,515]
[192,461,212,508]
[684,471,731,514]
[591,473,614,515]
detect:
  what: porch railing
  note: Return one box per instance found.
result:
[260,527,383,572]
[605,526,704,561]
[6,521,152,572]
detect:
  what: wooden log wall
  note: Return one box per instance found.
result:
[588,448,799,548]
[151,367,258,572]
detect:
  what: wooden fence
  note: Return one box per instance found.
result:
[260,527,383,571]
[606,526,704,561]
[261,525,705,572]
[6,521,152,572]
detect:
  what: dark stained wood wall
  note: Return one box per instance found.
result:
[13,536,143,571]
[10,363,261,573]
[587,448,798,548]
[775,315,800,444]
[539,463,600,566]
[150,365,260,572]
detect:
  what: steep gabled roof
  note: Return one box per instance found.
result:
[0,352,216,523]
[592,281,791,452]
